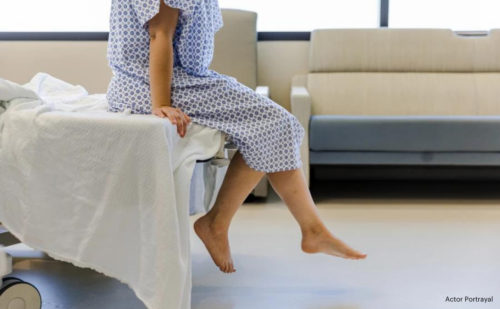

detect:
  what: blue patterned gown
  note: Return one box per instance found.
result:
[106,0,304,173]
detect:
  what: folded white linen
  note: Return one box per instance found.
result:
[0,77,41,102]
[0,77,40,135]
[0,73,222,309]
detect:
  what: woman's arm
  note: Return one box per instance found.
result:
[149,2,191,137]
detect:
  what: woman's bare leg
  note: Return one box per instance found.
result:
[267,168,367,260]
[195,153,367,274]
[194,151,265,273]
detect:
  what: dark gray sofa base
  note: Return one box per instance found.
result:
[310,151,500,166]
[309,115,500,152]
[311,164,500,181]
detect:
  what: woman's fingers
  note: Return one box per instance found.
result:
[159,109,168,118]
[153,107,191,138]
[177,108,191,123]
[153,110,163,118]
[165,110,177,125]
[175,112,186,137]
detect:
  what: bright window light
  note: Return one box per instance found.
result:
[0,0,111,32]
[218,0,380,31]
[390,0,500,31]
[0,0,380,33]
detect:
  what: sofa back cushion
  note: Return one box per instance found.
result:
[210,9,258,90]
[308,29,500,116]
[308,72,500,116]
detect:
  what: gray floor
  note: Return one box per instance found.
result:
[9,259,146,309]
[6,181,500,309]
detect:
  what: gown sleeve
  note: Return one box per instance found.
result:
[132,0,200,28]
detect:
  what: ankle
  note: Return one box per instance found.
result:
[301,224,328,238]
[211,219,230,234]
[201,213,229,233]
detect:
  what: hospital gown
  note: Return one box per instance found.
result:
[106,0,305,173]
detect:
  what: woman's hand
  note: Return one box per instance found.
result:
[149,4,187,136]
[153,106,192,138]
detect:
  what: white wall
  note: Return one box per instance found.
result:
[0,41,309,111]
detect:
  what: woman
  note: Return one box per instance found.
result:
[107,0,367,274]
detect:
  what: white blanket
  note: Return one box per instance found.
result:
[0,73,222,309]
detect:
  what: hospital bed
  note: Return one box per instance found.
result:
[0,144,232,309]
[0,73,235,309]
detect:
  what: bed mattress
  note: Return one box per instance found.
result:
[0,73,223,309]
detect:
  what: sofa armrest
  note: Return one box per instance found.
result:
[256,86,270,98]
[291,75,311,186]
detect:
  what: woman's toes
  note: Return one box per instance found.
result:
[220,261,236,274]
[302,229,367,261]
[354,251,367,259]
[349,251,367,260]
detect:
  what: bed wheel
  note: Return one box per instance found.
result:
[0,279,42,309]
[2,277,23,282]
[1,277,23,287]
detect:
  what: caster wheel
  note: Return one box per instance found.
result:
[2,277,23,289]
[2,277,23,282]
[211,158,230,167]
[0,281,42,309]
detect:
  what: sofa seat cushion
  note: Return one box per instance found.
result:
[310,115,500,152]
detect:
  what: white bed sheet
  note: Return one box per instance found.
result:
[0,73,222,309]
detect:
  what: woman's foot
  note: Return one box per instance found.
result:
[301,228,367,260]
[194,215,236,273]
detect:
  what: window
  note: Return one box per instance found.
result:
[0,0,110,32]
[1,0,380,33]
[218,0,381,31]
[390,0,500,31]
[3,0,500,35]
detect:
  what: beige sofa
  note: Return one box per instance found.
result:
[292,29,500,185]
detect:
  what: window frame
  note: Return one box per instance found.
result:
[0,0,491,41]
